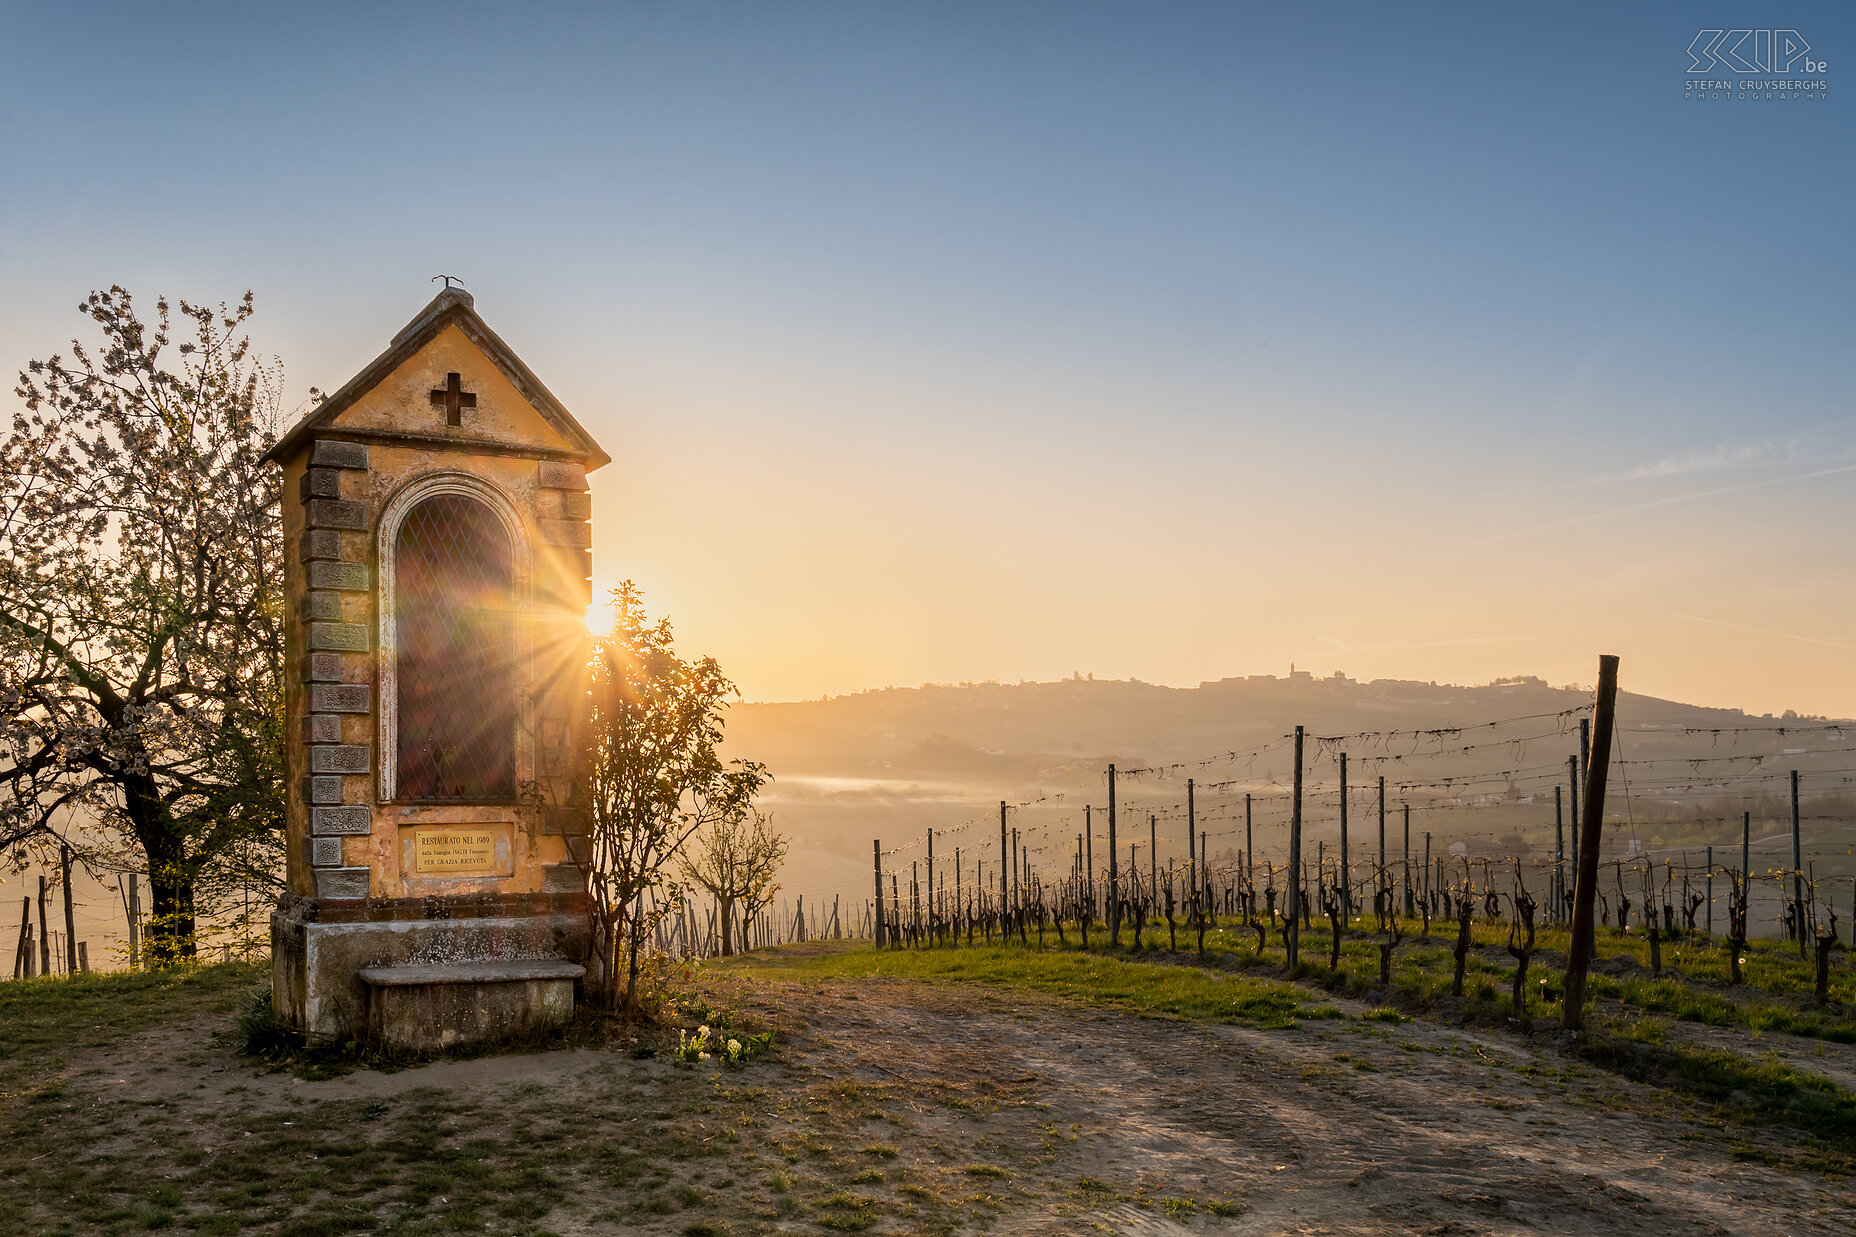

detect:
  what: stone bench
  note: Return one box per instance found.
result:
[356,959,585,1050]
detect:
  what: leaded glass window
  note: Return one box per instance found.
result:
[395,494,516,801]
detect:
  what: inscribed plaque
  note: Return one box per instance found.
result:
[410,825,509,877]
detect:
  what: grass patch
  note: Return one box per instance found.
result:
[0,961,797,1236]
[1577,1026,1856,1171]
[715,942,1325,1028]
[0,960,265,1089]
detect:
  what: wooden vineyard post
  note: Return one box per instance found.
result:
[1377,774,1386,914]
[1792,770,1805,957]
[1568,756,1581,887]
[1021,842,1032,945]
[37,873,51,977]
[1338,752,1349,917]
[1554,784,1565,924]
[1244,793,1253,906]
[60,843,76,980]
[1128,843,1140,946]
[927,829,935,944]
[1573,725,1589,927]
[12,898,30,979]
[1011,827,1021,929]
[1187,778,1196,918]
[1741,809,1751,910]
[126,874,140,969]
[1423,832,1431,915]
[999,801,1010,939]
[1580,717,1591,793]
[1402,803,1413,917]
[1149,814,1158,908]
[1108,767,1120,946]
[1084,806,1094,929]
[873,840,884,948]
[1287,726,1304,968]
[1705,845,1714,936]
[1561,654,1620,1032]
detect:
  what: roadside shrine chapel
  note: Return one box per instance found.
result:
[265,286,609,1049]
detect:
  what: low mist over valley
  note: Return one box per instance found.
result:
[729,671,1856,921]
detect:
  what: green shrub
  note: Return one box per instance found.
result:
[233,985,297,1059]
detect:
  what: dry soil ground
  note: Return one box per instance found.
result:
[2,949,1852,1236]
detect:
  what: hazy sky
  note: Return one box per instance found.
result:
[4,4,1851,715]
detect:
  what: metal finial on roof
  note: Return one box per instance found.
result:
[432,274,465,291]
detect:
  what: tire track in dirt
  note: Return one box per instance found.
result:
[745,976,1852,1236]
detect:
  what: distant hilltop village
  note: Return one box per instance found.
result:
[811,670,1829,725]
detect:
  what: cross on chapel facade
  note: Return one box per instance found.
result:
[263,285,609,1046]
[430,371,476,425]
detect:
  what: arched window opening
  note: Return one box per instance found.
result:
[395,493,515,801]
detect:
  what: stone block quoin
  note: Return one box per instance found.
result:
[309,745,370,775]
[309,440,369,470]
[310,684,372,713]
[538,542,593,586]
[300,652,344,682]
[301,592,342,623]
[302,714,342,744]
[300,529,351,563]
[302,775,344,805]
[541,864,584,893]
[299,468,341,501]
[311,806,371,836]
[304,499,368,531]
[293,441,375,892]
[314,868,370,900]
[308,560,369,592]
[539,519,592,548]
[307,622,368,652]
[538,461,586,491]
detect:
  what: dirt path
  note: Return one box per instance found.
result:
[7,963,1852,1235]
[715,970,1853,1236]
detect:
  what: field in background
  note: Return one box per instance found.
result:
[12,671,1853,983]
[726,674,1856,943]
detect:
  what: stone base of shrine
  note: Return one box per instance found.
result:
[271,891,590,1044]
[358,960,584,1050]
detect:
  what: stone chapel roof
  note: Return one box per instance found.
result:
[264,287,611,468]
